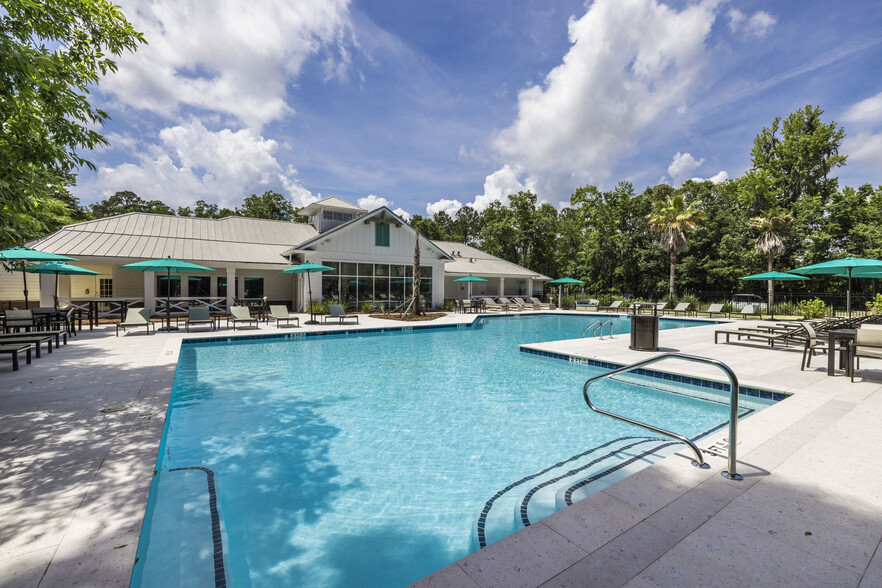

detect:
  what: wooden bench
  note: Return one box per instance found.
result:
[0,343,32,371]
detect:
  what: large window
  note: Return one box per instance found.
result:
[188,276,211,297]
[99,278,113,298]
[321,262,431,310]
[323,211,353,222]
[375,222,390,247]
[157,275,181,297]
[243,277,264,298]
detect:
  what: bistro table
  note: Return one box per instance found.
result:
[827,328,856,376]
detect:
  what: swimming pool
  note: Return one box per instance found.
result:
[132,314,777,587]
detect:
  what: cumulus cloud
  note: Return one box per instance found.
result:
[689,170,729,184]
[492,0,717,200]
[426,199,463,217]
[727,9,777,37]
[392,207,412,221]
[843,91,882,124]
[104,0,353,128]
[668,152,705,185]
[74,120,315,208]
[471,165,530,211]
[357,194,391,210]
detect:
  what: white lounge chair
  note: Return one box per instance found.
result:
[116,307,154,336]
[323,304,358,325]
[269,305,300,328]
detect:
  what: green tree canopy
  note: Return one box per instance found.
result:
[237,191,298,220]
[0,0,144,247]
[89,191,174,217]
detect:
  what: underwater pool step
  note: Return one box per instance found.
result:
[473,435,679,550]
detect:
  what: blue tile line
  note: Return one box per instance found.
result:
[168,466,226,588]
[519,347,789,402]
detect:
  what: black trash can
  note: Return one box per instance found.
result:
[630,314,659,351]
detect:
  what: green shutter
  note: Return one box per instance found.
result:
[375,222,390,247]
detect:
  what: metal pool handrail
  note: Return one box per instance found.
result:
[582,352,742,479]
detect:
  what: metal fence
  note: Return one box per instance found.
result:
[695,290,877,314]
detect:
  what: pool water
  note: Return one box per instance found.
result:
[132,314,774,587]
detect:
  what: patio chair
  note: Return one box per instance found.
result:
[230,306,258,330]
[185,306,215,332]
[639,302,667,314]
[671,302,692,316]
[269,305,300,328]
[850,327,882,382]
[598,300,624,312]
[695,303,726,318]
[511,297,535,310]
[323,304,359,325]
[729,304,761,319]
[801,323,829,371]
[528,297,551,310]
[498,297,523,311]
[714,323,805,347]
[116,308,155,337]
[481,298,502,311]
[0,343,32,371]
[3,309,34,333]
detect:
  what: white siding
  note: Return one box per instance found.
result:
[0,270,41,304]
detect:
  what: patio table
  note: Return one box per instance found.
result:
[827,328,855,376]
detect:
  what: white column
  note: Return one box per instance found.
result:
[499,277,505,297]
[237,271,246,300]
[226,267,236,309]
[526,278,533,298]
[39,274,54,307]
[144,272,155,311]
[180,273,189,297]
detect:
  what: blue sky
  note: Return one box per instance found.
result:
[78,0,882,218]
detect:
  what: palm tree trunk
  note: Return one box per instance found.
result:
[669,251,676,300]
[767,252,774,310]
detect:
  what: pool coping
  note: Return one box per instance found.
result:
[2,311,881,587]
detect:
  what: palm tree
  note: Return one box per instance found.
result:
[647,194,705,299]
[749,207,793,309]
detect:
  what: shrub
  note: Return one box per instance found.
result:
[442,299,456,311]
[561,295,576,310]
[798,298,827,319]
[309,300,325,314]
[867,293,882,315]
[360,300,375,313]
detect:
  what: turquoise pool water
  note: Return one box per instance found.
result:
[132,314,776,587]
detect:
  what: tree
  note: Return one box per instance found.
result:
[238,191,297,220]
[749,207,793,308]
[647,193,705,299]
[89,191,175,218]
[411,228,424,316]
[0,0,144,246]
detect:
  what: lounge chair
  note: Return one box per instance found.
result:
[0,343,32,371]
[116,308,155,337]
[729,304,761,319]
[3,309,34,333]
[695,303,726,318]
[714,323,804,347]
[498,297,523,311]
[185,306,214,332]
[671,302,692,316]
[639,302,667,314]
[512,297,536,310]
[850,327,882,382]
[576,299,599,311]
[230,306,258,330]
[323,304,358,325]
[482,298,506,312]
[269,305,300,328]
[528,297,552,310]
[598,300,624,312]
[801,323,829,371]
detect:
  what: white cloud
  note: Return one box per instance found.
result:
[492,0,717,200]
[74,120,315,208]
[727,9,776,37]
[844,132,882,170]
[426,199,463,217]
[471,165,530,212]
[357,194,391,210]
[668,152,705,185]
[689,170,729,184]
[104,0,353,128]
[392,207,412,221]
[843,92,882,124]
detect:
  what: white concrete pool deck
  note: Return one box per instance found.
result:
[1,311,881,587]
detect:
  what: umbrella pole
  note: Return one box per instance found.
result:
[848,269,852,318]
[54,272,59,308]
[21,262,29,308]
[306,273,316,325]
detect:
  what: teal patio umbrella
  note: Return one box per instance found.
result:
[790,257,882,316]
[739,271,808,319]
[0,247,77,307]
[25,262,101,307]
[120,256,215,331]
[281,262,334,324]
[547,277,585,307]
[454,274,487,300]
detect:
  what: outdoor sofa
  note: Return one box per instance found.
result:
[576,299,599,310]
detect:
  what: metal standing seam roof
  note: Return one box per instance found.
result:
[31,213,319,265]
[432,241,551,280]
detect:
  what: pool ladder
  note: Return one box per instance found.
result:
[582,352,742,480]
[582,320,613,339]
